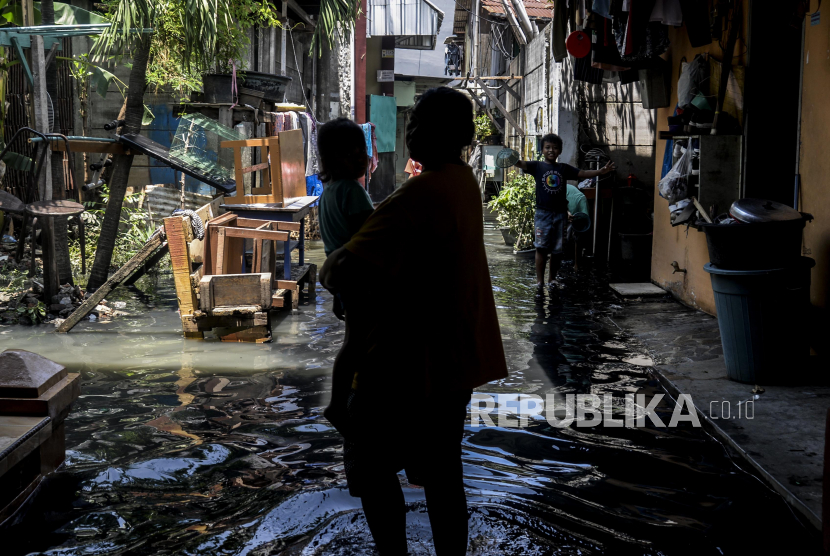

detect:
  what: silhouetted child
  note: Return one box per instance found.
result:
[317,117,373,436]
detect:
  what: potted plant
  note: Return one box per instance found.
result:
[488,173,535,255]
[474,114,500,144]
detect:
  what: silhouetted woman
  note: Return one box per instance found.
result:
[320,87,507,555]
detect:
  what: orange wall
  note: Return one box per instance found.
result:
[651,10,748,315]
[799,20,830,309]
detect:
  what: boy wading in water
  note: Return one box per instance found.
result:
[516,134,615,289]
[320,88,507,555]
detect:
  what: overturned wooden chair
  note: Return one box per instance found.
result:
[166,201,316,343]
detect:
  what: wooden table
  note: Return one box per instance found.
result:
[220,196,318,280]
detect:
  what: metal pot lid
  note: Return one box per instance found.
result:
[729,198,802,223]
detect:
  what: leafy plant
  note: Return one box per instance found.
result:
[475,114,498,139]
[0,263,28,292]
[311,0,361,57]
[71,186,159,273]
[16,301,46,324]
[95,0,284,98]
[488,173,535,251]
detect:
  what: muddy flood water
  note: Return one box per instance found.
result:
[1,219,821,555]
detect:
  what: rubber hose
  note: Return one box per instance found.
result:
[171,209,205,240]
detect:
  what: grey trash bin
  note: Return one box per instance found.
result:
[704,257,814,384]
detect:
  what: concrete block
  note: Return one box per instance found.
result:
[0,350,66,398]
[0,373,81,420]
[610,282,667,297]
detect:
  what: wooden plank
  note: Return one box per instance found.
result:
[123,242,169,287]
[46,139,130,155]
[252,237,261,273]
[203,273,271,308]
[272,288,288,308]
[190,263,205,292]
[278,130,306,200]
[223,194,281,206]
[207,211,238,227]
[217,326,269,343]
[475,77,525,136]
[286,0,316,28]
[206,213,237,275]
[261,239,274,286]
[56,231,165,333]
[269,136,284,204]
[260,273,271,307]
[222,227,290,242]
[211,305,262,316]
[165,216,201,338]
[199,275,213,312]
[215,227,226,274]
[237,218,302,232]
[242,162,270,175]
[277,280,298,289]
[221,137,280,149]
[476,75,523,80]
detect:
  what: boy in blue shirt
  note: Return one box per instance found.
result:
[516,133,615,289]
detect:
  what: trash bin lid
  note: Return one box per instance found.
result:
[704,257,816,275]
[729,198,802,223]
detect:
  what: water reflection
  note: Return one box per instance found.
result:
[0,232,820,554]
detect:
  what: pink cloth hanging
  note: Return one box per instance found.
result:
[228,60,238,110]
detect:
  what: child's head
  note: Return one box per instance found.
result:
[540,133,563,162]
[406,87,474,168]
[317,117,369,183]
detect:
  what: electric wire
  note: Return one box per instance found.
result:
[288,25,317,123]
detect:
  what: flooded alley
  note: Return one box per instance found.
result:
[0,221,819,555]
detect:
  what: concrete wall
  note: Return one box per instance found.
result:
[650,9,748,315]
[366,37,384,97]
[552,47,655,181]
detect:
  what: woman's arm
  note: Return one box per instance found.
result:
[320,246,350,293]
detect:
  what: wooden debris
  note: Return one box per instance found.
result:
[56,231,165,333]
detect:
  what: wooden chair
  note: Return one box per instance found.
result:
[165,204,316,342]
[220,129,306,206]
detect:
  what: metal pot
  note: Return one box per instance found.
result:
[729,198,808,223]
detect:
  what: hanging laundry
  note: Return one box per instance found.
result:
[306,174,323,206]
[650,0,682,26]
[679,0,712,47]
[614,19,669,63]
[298,112,310,166]
[591,15,631,71]
[404,158,423,178]
[552,0,577,62]
[305,113,319,177]
[574,53,605,84]
[360,123,379,174]
[592,0,613,19]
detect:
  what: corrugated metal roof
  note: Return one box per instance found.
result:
[482,0,552,20]
[368,0,444,38]
[143,185,214,225]
[453,0,551,35]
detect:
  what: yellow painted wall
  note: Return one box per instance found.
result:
[651,9,748,315]
[799,21,830,310]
